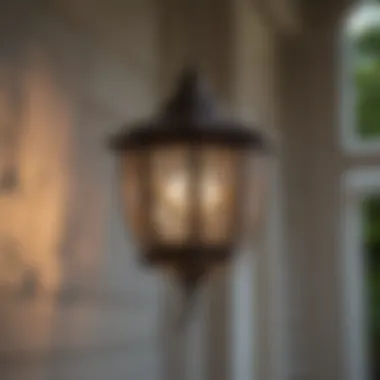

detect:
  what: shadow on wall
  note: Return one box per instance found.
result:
[0,2,163,380]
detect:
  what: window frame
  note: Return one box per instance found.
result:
[340,168,380,380]
[339,6,380,154]
[340,4,380,378]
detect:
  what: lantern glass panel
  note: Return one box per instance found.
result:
[199,147,243,245]
[120,145,265,253]
[150,145,191,245]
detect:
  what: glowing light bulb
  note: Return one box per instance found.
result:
[202,176,222,211]
[164,173,187,208]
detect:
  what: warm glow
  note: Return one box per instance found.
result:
[202,174,224,211]
[122,147,249,246]
[200,149,239,243]
[151,147,190,243]
[163,172,187,209]
[161,172,223,211]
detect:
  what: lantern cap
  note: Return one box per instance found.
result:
[109,69,271,152]
[161,69,217,123]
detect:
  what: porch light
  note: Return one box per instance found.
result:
[108,70,270,314]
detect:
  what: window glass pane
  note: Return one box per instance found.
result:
[346,3,380,140]
[150,146,191,245]
[363,195,380,378]
[355,26,380,138]
[199,147,241,244]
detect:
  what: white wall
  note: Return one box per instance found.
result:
[0,1,162,379]
[0,1,282,379]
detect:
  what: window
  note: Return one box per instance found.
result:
[341,1,380,151]
[341,2,380,380]
[363,196,380,378]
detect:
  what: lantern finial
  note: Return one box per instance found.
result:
[162,69,217,124]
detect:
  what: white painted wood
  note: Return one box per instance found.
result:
[250,0,300,35]
[0,1,286,380]
[339,168,380,380]
[267,0,300,33]
[0,2,162,380]
[231,249,256,380]
[266,159,289,380]
[338,4,380,377]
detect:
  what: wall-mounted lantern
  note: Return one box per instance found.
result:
[108,70,270,317]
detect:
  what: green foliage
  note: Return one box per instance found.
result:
[349,10,380,367]
[355,61,380,138]
[354,26,380,138]
[358,7,380,350]
[364,197,380,249]
[356,26,380,59]
[358,24,380,344]
[363,197,380,351]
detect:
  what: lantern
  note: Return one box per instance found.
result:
[108,70,269,311]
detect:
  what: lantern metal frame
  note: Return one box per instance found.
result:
[108,69,269,301]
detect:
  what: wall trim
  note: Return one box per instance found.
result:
[340,168,380,380]
[251,0,300,35]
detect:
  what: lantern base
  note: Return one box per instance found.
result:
[141,244,234,323]
[141,244,233,266]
